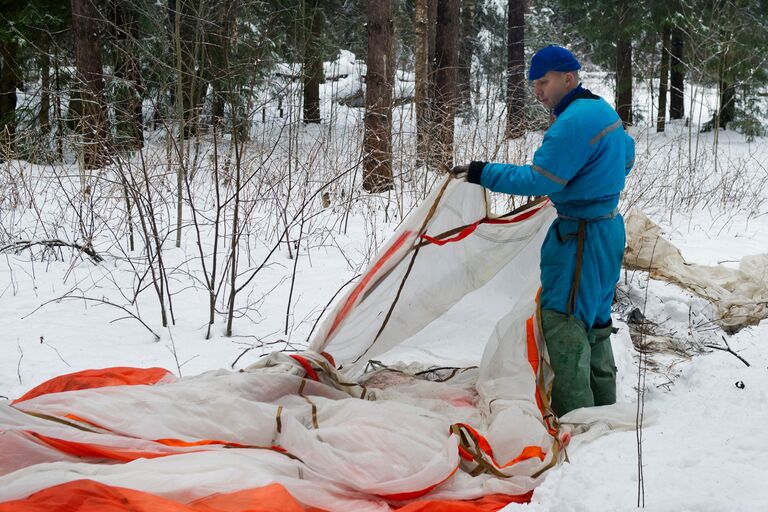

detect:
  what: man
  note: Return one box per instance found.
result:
[451,45,635,416]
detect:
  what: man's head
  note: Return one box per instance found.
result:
[528,45,581,110]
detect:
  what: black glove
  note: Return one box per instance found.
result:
[449,164,469,180]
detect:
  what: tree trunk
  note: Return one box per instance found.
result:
[506,0,525,139]
[669,26,685,120]
[717,42,736,131]
[457,0,476,112]
[616,38,633,126]
[168,0,206,136]
[414,0,431,167]
[206,0,237,126]
[40,36,51,134]
[362,0,394,193]
[718,81,736,129]
[112,0,144,149]
[656,24,670,133]
[427,0,437,129]
[0,41,21,151]
[302,0,323,123]
[434,0,459,172]
[427,0,437,82]
[71,0,110,168]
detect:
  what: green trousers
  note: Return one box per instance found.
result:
[541,309,617,417]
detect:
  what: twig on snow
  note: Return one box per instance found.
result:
[1,239,104,263]
[16,338,23,385]
[704,336,750,367]
[23,294,161,341]
[40,336,71,367]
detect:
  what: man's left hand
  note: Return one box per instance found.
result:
[449,164,469,180]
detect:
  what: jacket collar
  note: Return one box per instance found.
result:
[553,84,600,117]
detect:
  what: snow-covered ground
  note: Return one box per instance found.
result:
[2,53,767,510]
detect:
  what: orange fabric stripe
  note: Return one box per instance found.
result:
[326,230,412,340]
[525,316,546,415]
[152,438,250,449]
[319,351,336,368]
[26,430,288,462]
[289,355,320,381]
[458,445,474,462]
[419,221,483,246]
[0,480,312,512]
[13,367,173,404]
[61,415,255,450]
[395,492,533,511]
[527,310,558,437]
[378,463,460,501]
[525,316,539,375]
[63,413,109,431]
[454,423,545,470]
[498,446,546,468]
[25,431,176,462]
[419,202,548,247]
[0,479,531,511]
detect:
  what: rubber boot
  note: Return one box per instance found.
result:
[541,309,594,417]
[588,323,617,406]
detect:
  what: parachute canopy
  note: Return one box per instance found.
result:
[1,179,634,511]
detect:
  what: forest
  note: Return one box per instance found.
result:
[2,2,768,510]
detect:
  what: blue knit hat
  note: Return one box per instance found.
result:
[528,45,581,81]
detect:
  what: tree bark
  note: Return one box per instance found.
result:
[457,0,476,112]
[427,0,437,125]
[718,81,736,129]
[112,0,144,149]
[0,41,21,151]
[362,0,394,192]
[427,0,437,80]
[168,0,207,136]
[71,0,110,168]
[434,0,459,172]
[656,24,670,133]
[717,40,736,131]
[616,38,633,125]
[414,0,431,167]
[669,26,685,120]
[40,36,51,134]
[506,0,525,139]
[206,0,237,125]
[302,0,323,123]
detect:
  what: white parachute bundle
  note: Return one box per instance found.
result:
[0,179,634,511]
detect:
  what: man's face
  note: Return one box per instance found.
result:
[532,71,577,110]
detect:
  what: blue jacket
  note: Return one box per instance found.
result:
[467,86,635,220]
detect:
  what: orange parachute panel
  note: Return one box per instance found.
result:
[0,480,530,512]
[396,492,533,511]
[0,480,310,512]
[13,367,174,404]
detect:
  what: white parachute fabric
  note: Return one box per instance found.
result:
[307,178,564,481]
[2,178,623,511]
[2,367,458,510]
[309,179,556,375]
[624,208,768,332]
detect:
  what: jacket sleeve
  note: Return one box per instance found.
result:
[624,130,635,176]
[472,116,592,196]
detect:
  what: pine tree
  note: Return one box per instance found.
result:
[434,0,459,171]
[363,0,394,192]
[71,0,110,168]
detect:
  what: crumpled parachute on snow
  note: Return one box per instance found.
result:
[624,209,768,333]
[0,179,639,512]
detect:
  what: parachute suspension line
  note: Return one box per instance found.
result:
[351,179,453,366]
[297,379,319,429]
